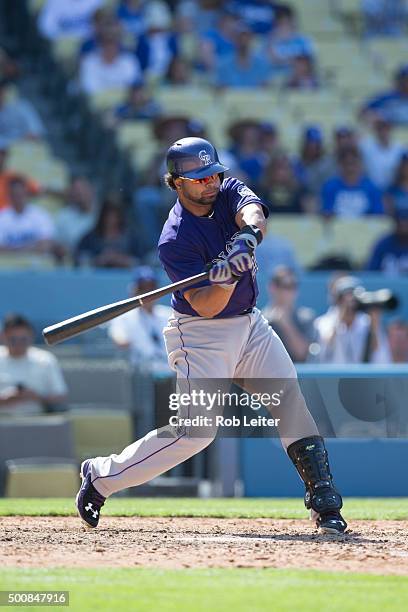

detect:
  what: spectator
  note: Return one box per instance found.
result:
[108,267,171,372]
[264,5,314,74]
[176,0,221,36]
[294,126,335,196]
[362,0,408,37]
[333,125,358,159]
[38,0,102,40]
[285,53,319,90]
[359,114,404,190]
[0,176,57,254]
[258,122,281,163]
[79,28,141,94]
[214,27,273,88]
[387,318,408,363]
[226,0,279,35]
[321,146,383,217]
[111,79,162,123]
[135,1,178,81]
[366,207,408,274]
[0,145,41,210]
[165,57,193,86]
[80,10,123,56]
[385,152,408,215]
[0,79,45,143]
[261,152,312,214]
[0,314,67,417]
[116,0,147,37]
[0,47,20,81]
[314,276,391,364]
[361,65,408,127]
[76,200,138,268]
[262,266,316,362]
[228,120,266,187]
[198,11,241,73]
[55,176,97,253]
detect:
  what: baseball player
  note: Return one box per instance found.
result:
[76,137,347,535]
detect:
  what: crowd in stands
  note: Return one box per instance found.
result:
[0,1,406,274]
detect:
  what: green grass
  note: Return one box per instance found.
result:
[0,497,408,520]
[1,568,407,612]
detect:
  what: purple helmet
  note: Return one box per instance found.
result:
[166,137,229,179]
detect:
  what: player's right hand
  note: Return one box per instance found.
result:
[209,260,240,288]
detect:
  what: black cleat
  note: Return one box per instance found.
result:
[75,459,105,529]
[317,510,348,535]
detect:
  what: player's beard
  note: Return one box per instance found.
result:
[181,184,220,207]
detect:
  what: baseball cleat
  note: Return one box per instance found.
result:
[316,510,347,535]
[75,459,105,529]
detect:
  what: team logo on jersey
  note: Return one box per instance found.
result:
[237,184,257,199]
[199,149,212,166]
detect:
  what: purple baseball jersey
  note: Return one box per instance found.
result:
[158,177,269,317]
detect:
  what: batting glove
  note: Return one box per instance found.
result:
[227,225,263,275]
[209,260,240,289]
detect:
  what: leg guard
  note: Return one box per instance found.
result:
[287,435,344,519]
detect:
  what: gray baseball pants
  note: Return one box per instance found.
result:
[90,308,318,497]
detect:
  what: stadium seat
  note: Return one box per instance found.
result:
[325,217,393,265]
[267,215,324,267]
[27,0,46,14]
[5,457,79,498]
[0,253,56,269]
[155,86,215,118]
[366,39,408,77]
[68,408,133,461]
[52,38,81,73]
[61,358,135,411]
[267,215,392,268]
[221,88,281,122]
[89,89,127,111]
[117,121,153,151]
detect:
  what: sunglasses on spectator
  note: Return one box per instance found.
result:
[179,173,219,185]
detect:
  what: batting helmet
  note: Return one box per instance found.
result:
[166,137,229,179]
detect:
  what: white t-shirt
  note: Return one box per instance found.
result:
[55,206,95,250]
[79,51,141,94]
[0,346,68,417]
[108,305,171,372]
[315,307,391,364]
[360,136,403,190]
[0,204,55,248]
[38,0,102,40]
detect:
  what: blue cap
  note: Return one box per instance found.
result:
[132,266,157,285]
[304,126,322,142]
[335,125,354,137]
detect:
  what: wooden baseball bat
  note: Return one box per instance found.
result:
[42,271,210,346]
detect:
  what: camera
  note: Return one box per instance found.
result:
[353,288,399,312]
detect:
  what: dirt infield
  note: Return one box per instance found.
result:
[1,516,407,574]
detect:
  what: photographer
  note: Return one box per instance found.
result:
[314,276,392,364]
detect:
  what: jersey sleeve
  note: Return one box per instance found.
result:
[159,240,210,291]
[224,177,269,219]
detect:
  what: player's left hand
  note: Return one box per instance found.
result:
[227,225,262,275]
[227,242,254,275]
